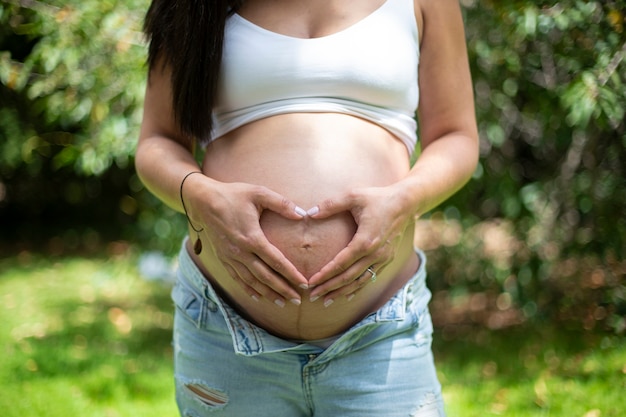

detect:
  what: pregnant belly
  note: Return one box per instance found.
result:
[194,113,414,338]
[260,211,357,280]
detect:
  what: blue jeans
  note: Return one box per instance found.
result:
[172,243,445,416]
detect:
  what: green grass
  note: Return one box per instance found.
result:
[0,251,177,416]
[0,252,624,416]
[435,326,625,417]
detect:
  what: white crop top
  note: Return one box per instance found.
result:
[210,0,420,155]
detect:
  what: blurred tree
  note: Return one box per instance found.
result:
[0,0,185,253]
[433,0,625,333]
[1,0,146,175]
[0,0,624,330]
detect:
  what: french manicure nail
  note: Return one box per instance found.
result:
[295,206,307,217]
[324,299,334,308]
[251,294,260,302]
[310,295,320,303]
[347,294,355,302]
[299,283,310,290]
[275,299,286,308]
[290,298,302,306]
[306,206,320,216]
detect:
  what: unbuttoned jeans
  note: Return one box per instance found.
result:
[172,244,446,417]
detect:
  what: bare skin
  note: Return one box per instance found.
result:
[192,113,419,339]
[135,0,479,340]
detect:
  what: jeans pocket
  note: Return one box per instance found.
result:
[172,281,205,327]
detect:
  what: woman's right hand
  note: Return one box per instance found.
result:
[184,173,309,307]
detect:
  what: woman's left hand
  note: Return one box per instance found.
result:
[305,184,415,305]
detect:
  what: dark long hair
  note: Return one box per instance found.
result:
[143,0,243,142]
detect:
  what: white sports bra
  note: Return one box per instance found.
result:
[210,0,420,156]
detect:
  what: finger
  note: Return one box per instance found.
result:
[309,223,395,287]
[342,269,379,302]
[251,234,309,291]
[307,237,372,287]
[228,258,295,307]
[314,266,379,307]
[309,236,393,300]
[223,262,263,302]
[308,260,371,301]
[247,257,304,306]
[306,195,356,220]
[256,188,308,220]
[226,221,308,292]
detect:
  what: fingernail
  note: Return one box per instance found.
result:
[306,206,320,216]
[347,294,355,302]
[295,206,307,217]
[251,294,260,302]
[275,299,286,308]
[290,298,302,306]
[310,295,320,303]
[299,283,310,290]
[324,298,334,308]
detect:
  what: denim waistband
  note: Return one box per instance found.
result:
[176,240,431,356]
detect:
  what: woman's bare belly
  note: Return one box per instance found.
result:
[190,113,419,340]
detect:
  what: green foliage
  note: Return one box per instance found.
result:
[0,0,147,175]
[0,0,186,253]
[439,0,626,333]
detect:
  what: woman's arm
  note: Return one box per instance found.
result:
[136,61,309,306]
[307,0,479,303]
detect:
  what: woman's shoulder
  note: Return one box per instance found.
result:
[414,0,466,44]
[414,0,464,22]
